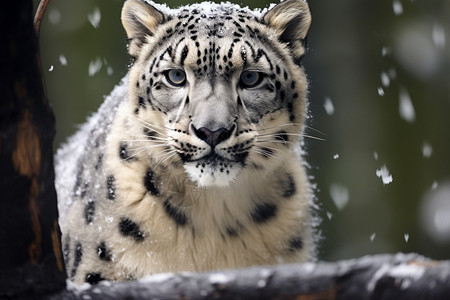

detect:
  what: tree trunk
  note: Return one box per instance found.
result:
[0,0,66,299]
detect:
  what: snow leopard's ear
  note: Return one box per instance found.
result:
[263,0,311,64]
[121,0,165,57]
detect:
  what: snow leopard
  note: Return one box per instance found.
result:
[56,0,315,285]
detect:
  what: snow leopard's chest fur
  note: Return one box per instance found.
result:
[56,0,315,285]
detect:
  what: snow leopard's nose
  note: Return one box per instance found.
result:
[191,124,235,148]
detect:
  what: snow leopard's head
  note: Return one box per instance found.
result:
[121,0,311,187]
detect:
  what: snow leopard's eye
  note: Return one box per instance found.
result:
[165,69,186,87]
[239,71,263,88]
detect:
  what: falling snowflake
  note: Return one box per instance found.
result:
[431,181,438,190]
[48,8,61,24]
[422,142,433,158]
[323,97,335,116]
[59,55,67,66]
[432,23,446,49]
[370,233,376,242]
[380,72,390,87]
[88,57,103,76]
[376,164,393,185]
[88,7,101,29]
[326,212,333,220]
[404,233,409,242]
[393,0,403,15]
[420,181,450,243]
[49,65,54,72]
[107,66,114,76]
[398,87,416,123]
[330,183,349,211]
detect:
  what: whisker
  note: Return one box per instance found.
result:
[115,124,169,139]
[304,125,327,136]
[257,132,325,141]
[117,112,171,137]
[256,145,281,153]
[257,123,303,132]
[302,134,326,141]
[124,148,147,160]
[251,148,280,159]
[255,139,293,146]
[120,138,171,143]
[124,144,173,160]
[118,111,171,131]
[127,144,170,153]
[112,131,173,143]
[154,152,178,170]
[258,123,326,137]
[152,148,177,161]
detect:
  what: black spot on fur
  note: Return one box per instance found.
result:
[138,96,145,107]
[144,170,159,196]
[251,203,277,223]
[164,198,187,226]
[287,102,295,122]
[275,81,281,90]
[63,236,70,265]
[119,218,145,241]
[85,201,95,224]
[107,175,116,201]
[95,153,103,170]
[70,243,82,279]
[282,173,296,198]
[85,273,105,285]
[119,143,133,161]
[143,127,157,140]
[275,131,289,143]
[234,151,249,165]
[288,236,304,252]
[97,242,112,262]
[259,147,274,158]
[226,226,239,237]
[178,152,192,162]
[80,182,89,199]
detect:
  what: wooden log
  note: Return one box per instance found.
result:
[54,253,450,300]
[0,0,66,299]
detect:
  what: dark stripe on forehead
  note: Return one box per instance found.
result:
[255,49,273,70]
[138,8,299,75]
[159,45,173,61]
[173,37,186,52]
[245,41,256,58]
[180,45,189,66]
[240,46,247,64]
[228,43,235,59]
[149,57,157,74]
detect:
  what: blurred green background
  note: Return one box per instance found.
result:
[35,0,450,261]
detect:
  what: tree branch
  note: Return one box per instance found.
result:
[54,253,450,300]
[34,0,51,36]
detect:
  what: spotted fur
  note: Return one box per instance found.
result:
[56,0,315,285]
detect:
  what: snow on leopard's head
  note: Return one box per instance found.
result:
[121,0,311,187]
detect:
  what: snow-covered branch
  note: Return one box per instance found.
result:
[55,253,450,300]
